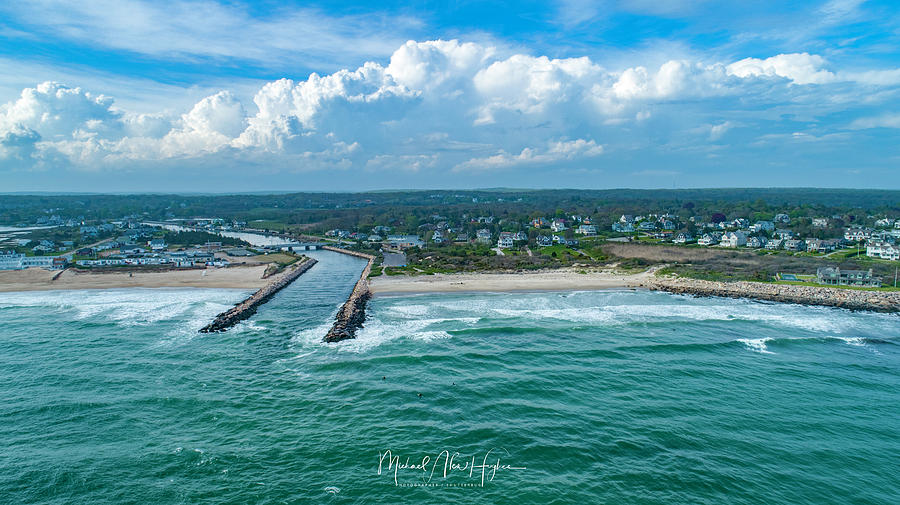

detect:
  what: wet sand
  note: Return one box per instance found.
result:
[369,268,654,295]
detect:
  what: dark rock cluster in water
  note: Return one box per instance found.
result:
[199,258,318,333]
[322,246,375,343]
[324,289,371,342]
[651,277,900,313]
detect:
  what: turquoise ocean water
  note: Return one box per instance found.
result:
[1,250,898,504]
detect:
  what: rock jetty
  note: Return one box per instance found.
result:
[199,257,317,333]
[323,247,375,342]
[647,276,900,313]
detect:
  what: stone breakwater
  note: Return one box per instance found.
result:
[323,247,375,342]
[647,276,900,313]
[199,257,317,333]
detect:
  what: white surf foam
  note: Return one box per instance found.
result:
[737,337,775,354]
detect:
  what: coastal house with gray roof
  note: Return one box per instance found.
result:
[746,236,767,248]
[783,239,806,251]
[817,267,881,287]
[765,239,784,250]
[673,232,694,244]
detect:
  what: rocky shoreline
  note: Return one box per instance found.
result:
[199,257,317,333]
[646,276,900,313]
[324,248,375,342]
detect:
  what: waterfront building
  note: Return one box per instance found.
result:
[816,267,882,287]
[721,231,748,248]
[673,232,694,244]
[867,241,900,261]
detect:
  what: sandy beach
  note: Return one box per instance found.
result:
[0,265,270,292]
[369,268,654,295]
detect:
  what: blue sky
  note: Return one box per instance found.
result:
[1,0,899,192]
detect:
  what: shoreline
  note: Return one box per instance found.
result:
[369,268,900,313]
[647,276,900,313]
[369,268,653,295]
[0,265,271,292]
[3,263,897,314]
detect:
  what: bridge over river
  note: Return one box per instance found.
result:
[265,242,327,252]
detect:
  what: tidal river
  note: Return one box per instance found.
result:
[0,250,898,504]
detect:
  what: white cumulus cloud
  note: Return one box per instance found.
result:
[726,53,835,85]
[453,139,604,172]
[1,40,898,177]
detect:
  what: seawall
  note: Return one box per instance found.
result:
[199,257,318,333]
[647,276,900,313]
[323,247,375,342]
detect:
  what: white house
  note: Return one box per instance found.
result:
[576,224,597,235]
[698,233,720,246]
[497,232,515,249]
[721,231,747,248]
[812,218,829,228]
[551,220,567,232]
[867,241,900,260]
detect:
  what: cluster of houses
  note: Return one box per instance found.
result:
[28,239,75,254]
[73,235,230,268]
[326,211,900,260]
[75,249,226,268]
[610,213,900,260]
[844,226,900,261]
[612,213,679,233]
[0,251,68,270]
